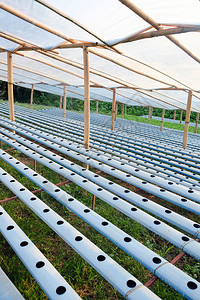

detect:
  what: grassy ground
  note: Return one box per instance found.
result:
[14,102,56,110]
[116,114,200,134]
[0,142,200,299]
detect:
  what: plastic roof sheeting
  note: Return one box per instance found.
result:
[0,0,200,111]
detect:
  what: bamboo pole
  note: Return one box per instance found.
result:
[160,109,165,131]
[59,95,62,109]
[148,106,152,124]
[173,110,176,120]
[115,101,118,121]
[122,103,124,119]
[30,84,34,110]
[119,0,200,64]
[63,85,67,118]
[183,91,192,149]
[150,107,153,119]
[96,100,99,114]
[195,112,199,134]
[111,89,116,131]
[7,52,15,121]
[180,110,183,124]
[115,25,200,45]
[83,46,90,150]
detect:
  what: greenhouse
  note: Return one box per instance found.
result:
[0,0,200,299]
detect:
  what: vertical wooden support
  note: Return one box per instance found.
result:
[173,110,176,120]
[115,101,118,121]
[63,85,67,118]
[180,110,183,124]
[59,95,62,109]
[150,107,153,119]
[111,89,116,130]
[34,160,37,172]
[92,195,96,211]
[160,109,165,131]
[195,112,199,134]
[125,104,127,115]
[30,84,34,110]
[7,52,15,121]
[96,100,99,114]
[122,103,124,119]
[148,106,152,124]
[183,91,192,149]
[83,45,90,150]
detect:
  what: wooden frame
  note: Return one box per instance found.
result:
[183,91,192,148]
[83,46,90,150]
[63,85,67,118]
[30,84,34,110]
[111,89,116,130]
[7,52,15,121]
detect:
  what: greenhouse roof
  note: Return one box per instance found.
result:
[0,0,200,111]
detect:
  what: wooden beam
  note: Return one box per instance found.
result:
[96,100,99,114]
[125,104,127,115]
[59,95,62,109]
[115,101,118,121]
[83,46,90,150]
[119,0,200,64]
[63,85,67,118]
[180,110,183,124]
[148,106,153,124]
[115,25,200,45]
[122,103,124,119]
[30,83,34,110]
[160,109,165,131]
[173,110,176,120]
[183,91,192,149]
[195,112,199,134]
[7,52,15,121]
[111,89,116,130]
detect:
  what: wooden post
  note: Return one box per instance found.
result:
[195,112,199,134]
[125,104,127,115]
[173,110,176,120]
[30,84,34,110]
[122,103,124,119]
[183,91,192,149]
[150,107,153,119]
[160,109,165,131]
[115,101,118,121]
[148,106,152,124]
[59,95,62,109]
[63,85,67,118]
[7,52,15,121]
[83,46,90,150]
[111,88,116,131]
[96,100,99,114]
[180,110,183,124]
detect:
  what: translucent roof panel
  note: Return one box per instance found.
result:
[0,0,199,111]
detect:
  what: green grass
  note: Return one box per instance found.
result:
[14,101,57,110]
[0,144,200,299]
[117,114,200,134]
